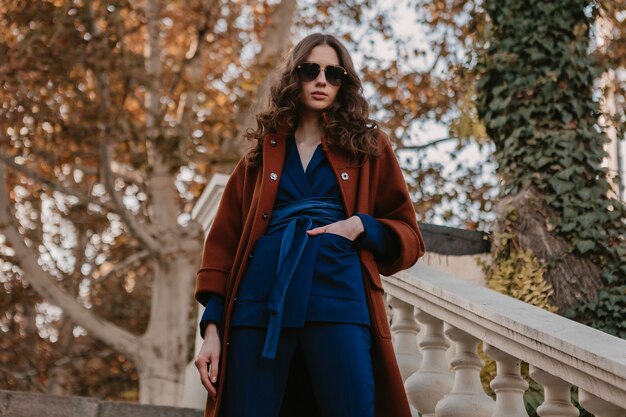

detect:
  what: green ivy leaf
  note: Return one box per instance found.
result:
[575,239,595,254]
[548,177,575,194]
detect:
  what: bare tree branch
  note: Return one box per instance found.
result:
[142,0,187,238]
[109,160,146,185]
[94,249,151,282]
[0,164,141,359]
[99,137,162,257]
[84,0,162,258]
[227,0,298,156]
[22,154,146,187]
[398,136,458,151]
[172,0,226,160]
[428,45,444,74]
[203,155,243,166]
[168,0,220,96]
[0,154,116,212]
[144,0,163,137]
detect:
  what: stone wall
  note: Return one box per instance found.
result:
[0,390,203,417]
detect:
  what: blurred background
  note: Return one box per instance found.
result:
[0,0,624,407]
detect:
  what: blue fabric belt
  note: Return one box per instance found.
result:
[261,197,345,359]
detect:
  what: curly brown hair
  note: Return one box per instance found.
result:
[244,33,380,167]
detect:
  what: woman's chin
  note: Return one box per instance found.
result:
[302,101,332,113]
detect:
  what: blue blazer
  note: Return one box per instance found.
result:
[200,132,397,337]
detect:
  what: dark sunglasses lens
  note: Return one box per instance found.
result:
[325,66,345,86]
[298,63,320,82]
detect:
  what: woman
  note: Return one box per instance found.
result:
[194,33,425,417]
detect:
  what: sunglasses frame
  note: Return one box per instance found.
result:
[296,61,348,86]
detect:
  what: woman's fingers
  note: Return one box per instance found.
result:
[195,356,215,397]
[195,339,220,398]
[307,221,354,239]
[206,362,217,398]
[209,351,220,386]
[306,225,327,235]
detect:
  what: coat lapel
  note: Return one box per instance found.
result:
[321,132,359,216]
[267,123,360,217]
[258,130,286,234]
[285,134,313,198]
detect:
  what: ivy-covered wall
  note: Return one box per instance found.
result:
[475,0,626,338]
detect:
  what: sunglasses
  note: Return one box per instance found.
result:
[296,62,348,86]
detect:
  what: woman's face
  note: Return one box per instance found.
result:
[298,44,341,113]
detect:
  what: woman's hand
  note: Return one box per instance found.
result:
[306,215,364,241]
[194,323,221,398]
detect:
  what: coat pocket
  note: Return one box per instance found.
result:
[361,253,385,292]
[368,288,391,339]
[368,270,385,292]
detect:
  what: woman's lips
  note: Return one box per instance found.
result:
[312,92,327,100]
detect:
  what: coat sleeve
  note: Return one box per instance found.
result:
[199,295,224,338]
[369,131,425,276]
[194,158,248,306]
[352,212,400,262]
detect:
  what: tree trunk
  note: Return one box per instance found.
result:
[476,0,626,326]
[495,187,601,311]
[225,0,298,157]
[137,254,200,405]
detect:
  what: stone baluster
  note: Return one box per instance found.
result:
[483,344,529,417]
[579,389,626,417]
[529,366,579,417]
[435,326,494,417]
[385,293,393,325]
[388,295,421,381]
[405,310,453,417]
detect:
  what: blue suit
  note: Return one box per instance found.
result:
[201,132,398,416]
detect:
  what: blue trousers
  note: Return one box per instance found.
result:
[223,323,375,417]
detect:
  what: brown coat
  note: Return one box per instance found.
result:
[195,124,425,417]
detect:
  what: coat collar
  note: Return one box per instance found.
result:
[263,114,357,216]
[270,112,351,168]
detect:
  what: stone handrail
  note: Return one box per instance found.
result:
[386,262,626,417]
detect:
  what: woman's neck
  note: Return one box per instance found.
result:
[295,110,323,146]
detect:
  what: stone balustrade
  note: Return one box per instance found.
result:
[386,263,626,417]
[189,175,626,415]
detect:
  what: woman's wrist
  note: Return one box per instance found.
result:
[206,323,219,338]
[349,215,365,239]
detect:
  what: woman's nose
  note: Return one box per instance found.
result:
[315,71,327,85]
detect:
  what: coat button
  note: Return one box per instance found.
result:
[270,139,277,147]
[262,212,269,220]
[340,172,349,180]
[270,172,278,181]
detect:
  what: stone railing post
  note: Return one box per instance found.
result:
[529,366,579,417]
[389,295,421,381]
[484,343,529,417]
[435,326,494,417]
[579,390,626,417]
[385,293,393,323]
[405,310,453,417]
